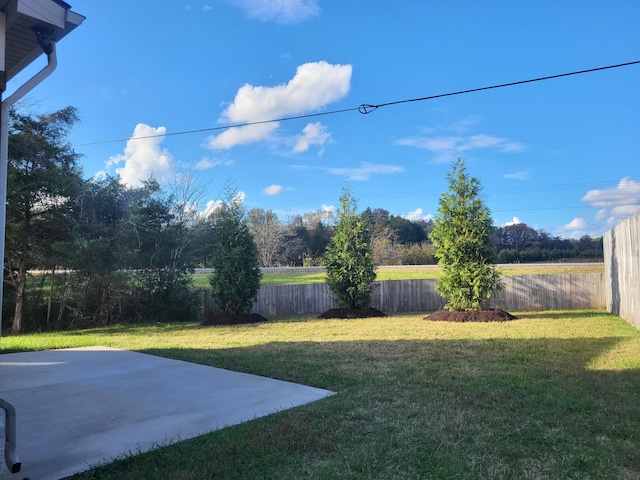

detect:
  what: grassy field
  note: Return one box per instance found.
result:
[193,263,605,288]
[2,308,639,480]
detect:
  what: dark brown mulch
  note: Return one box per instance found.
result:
[318,307,387,319]
[426,308,517,322]
[201,313,268,326]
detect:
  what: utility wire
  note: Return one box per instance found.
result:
[73,60,639,147]
[357,60,640,113]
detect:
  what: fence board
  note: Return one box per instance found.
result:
[204,273,605,319]
[604,213,640,329]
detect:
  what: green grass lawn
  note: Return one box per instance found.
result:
[193,264,605,288]
[2,308,638,479]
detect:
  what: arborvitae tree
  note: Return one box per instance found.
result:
[325,185,376,309]
[429,157,502,311]
[208,183,262,315]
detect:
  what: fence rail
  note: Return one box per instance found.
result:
[204,273,605,320]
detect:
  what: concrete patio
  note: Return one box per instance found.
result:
[0,347,334,479]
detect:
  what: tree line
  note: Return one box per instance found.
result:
[2,107,602,333]
[4,107,209,333]
[246,207,603,267]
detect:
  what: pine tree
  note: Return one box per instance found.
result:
[429,158,503,311]
[325,185,376,309]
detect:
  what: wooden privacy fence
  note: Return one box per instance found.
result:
[204,273,605,319]
[604,212,640,329]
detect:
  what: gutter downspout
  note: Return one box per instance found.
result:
[0,33,57,477]
[0,35,57,345]
[0,398,20,473]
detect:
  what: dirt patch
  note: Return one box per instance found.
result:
[318,308,387,319]
[202,313,268,326]
[426,309,517,322]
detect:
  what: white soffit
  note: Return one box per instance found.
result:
[1,0,84,81]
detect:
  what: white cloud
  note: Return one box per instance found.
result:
[449,115,482,134]
[200,191,247,219]
[229,0,320,24]
[500,142,527,153]
[236,191,247,203]
[201,200,223,218]
[504,216,522,226]
[328,162,404,181]
[193,157,233,170]
[211,123,278,149]
[558,217,593,239]
[465,134,504,149]
[321,204,335,213]
[397,120,526,162]
[91,170,108,182]
[291,122,332,153]
[403,208,434,221]
[106,124,173,188]
[582,178,640,225]
[264,184,283,195]
[397,136,459,151]
[504,170,531,181]
[565,218,587,230]
[207,61,351,149]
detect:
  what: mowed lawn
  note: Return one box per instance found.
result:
[3,308,639,480]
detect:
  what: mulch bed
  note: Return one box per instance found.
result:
[318,308,387,319]
[426,309,517,322]
[202,313,268,326]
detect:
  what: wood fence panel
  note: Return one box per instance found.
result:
[604,213,640,329]
[204,273,605,319]
[488,274,605,311]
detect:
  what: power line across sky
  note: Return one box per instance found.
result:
[72,61,639,148]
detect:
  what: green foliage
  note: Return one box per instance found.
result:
[208,183,262,314]
[325,185,376,309]
[401,242,437,265]
[429,158,503,311]
[128,270,201,324]
[491,225,604,263]
[5,107,83,332]
[51,177,200,326]
[3,106,208,332]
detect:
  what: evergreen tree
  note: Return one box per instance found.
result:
[429,158,502,311]
[5,107,82,332]
[208,183,262,315]
[325,185,376,309]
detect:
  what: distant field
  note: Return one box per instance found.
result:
[193,264,604,288]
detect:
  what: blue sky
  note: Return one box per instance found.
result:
[10,0,639,238]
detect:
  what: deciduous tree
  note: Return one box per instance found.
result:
[247,208,284,267]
